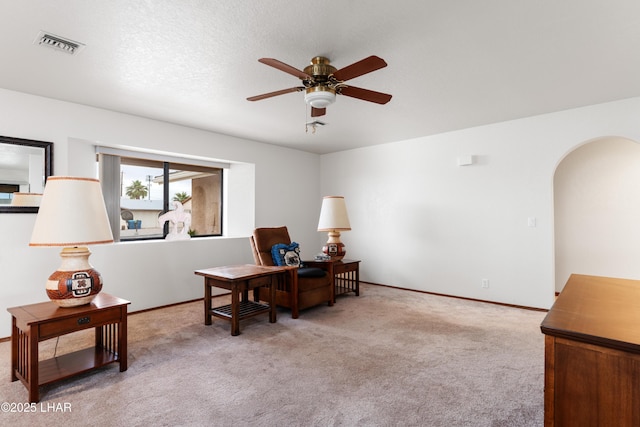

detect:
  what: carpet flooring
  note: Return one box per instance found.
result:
[0,283,546,426]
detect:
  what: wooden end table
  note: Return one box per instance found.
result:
[306,259,360,302]
[7,293,130,403]
[194,265,288,336]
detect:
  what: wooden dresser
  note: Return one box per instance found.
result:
[540,274,640,426]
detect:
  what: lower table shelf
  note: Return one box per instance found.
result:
[211,300,270,320]
[38,347,120,386]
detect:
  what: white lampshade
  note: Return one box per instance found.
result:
[11,193,42,207]
[317,196,351,231]
[30,176,113,247]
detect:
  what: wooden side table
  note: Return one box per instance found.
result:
[194,264,287,336]
[306,259,360,302]
[7,293,130,403]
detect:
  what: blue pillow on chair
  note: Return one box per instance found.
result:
[271,242,327,278]
[271,242,301,267]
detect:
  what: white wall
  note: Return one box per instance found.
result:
[554,137,640,291]
[320,97,640,310]
[0,88,322,338]
[4,86,640,338]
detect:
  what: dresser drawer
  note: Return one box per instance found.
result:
[39,307,123,340]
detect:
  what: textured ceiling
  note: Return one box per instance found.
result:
[1,1,640,154]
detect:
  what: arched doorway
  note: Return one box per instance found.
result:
[554,137,640,293]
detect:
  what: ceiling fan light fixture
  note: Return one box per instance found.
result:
[305,86,336,109]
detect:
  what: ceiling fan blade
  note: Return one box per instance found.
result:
[247,87,304,101]
[339,86,392,104]
[258,58,311,80]
[332,56,388,82]
[311,107,326,117]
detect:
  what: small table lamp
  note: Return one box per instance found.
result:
[29,177,114,307]
[317,195,351,260]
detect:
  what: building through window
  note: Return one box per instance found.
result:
[97,149,225,241]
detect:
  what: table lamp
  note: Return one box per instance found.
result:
[29,176,114,307]
[317,195,351,260]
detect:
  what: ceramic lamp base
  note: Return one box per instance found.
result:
[322,231,346,260]
[45,247,103,307]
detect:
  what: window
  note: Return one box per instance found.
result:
[97,149,226,241]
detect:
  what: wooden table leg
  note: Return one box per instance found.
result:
[96,324,103,354]
[10,316,18,382]
[28,327,39,403]
[269,274,277,323]
[119,306,128,371]
[204,280,212,325]
[231,283,240,336]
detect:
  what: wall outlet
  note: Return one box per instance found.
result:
[481,279,490,289]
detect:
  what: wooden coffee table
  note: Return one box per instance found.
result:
[194,265,288,336]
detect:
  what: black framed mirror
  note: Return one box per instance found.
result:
[0,136,53,213]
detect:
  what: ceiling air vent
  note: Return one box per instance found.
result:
[34,31,84,54]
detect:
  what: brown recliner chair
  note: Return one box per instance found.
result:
[250,226,333,318]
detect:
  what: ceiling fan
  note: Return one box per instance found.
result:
[247,55,392,117]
